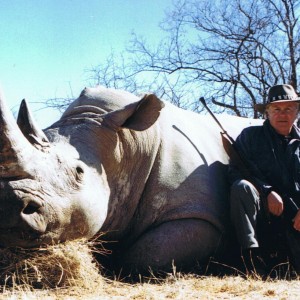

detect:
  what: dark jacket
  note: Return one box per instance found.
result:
[229,119,300,203]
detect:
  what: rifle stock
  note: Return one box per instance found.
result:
[283,196,299,222]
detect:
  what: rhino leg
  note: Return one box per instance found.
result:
[122,219,223,274]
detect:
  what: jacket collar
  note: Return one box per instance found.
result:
[263,119,300,139]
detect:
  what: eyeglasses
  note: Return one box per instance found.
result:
[268,107,299,115]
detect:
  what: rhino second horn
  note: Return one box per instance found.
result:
[17,99,50,150]
[0,92,37,178]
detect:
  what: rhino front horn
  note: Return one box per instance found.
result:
[0,91,38,178]
[17,99,50,150]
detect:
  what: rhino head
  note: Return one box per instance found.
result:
[0,88,164,249]
[0,91,110,248]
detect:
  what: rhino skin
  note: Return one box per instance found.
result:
[0,86,262,273]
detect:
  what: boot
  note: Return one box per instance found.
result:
[285,227,300,274]
[242,248,267,279]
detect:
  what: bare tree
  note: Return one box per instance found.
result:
[87,0,300,117]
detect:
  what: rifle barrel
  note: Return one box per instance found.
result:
[199,97,234,143]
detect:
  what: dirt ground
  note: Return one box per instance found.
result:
[1,274,300,299]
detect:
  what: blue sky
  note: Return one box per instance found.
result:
[0,0,174,128]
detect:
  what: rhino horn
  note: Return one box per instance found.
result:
[0,91,38,178]
[17,99,50,149]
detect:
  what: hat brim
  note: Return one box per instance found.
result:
[254,99,300,114]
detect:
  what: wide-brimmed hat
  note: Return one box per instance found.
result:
[255,84,300,113]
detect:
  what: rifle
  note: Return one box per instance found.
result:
[199,97,299,222]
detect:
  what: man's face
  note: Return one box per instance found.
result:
[266,101,299,135]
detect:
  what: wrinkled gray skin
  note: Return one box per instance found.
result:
[0,86,262,273]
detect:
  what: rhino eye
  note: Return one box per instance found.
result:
[75,166,84,181]
[76,166,84,174]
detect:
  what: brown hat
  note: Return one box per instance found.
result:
[255,84,300,113]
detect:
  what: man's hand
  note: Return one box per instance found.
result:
[267,191,284,216]
[293,210,300,231]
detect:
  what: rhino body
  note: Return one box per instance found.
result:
[0,87,262,273]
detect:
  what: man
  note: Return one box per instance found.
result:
[229,84,300,277]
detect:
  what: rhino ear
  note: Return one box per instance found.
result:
[17,99,50,149]
[104,94,165,131]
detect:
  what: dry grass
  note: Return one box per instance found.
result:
[0,238,105,298]
[0,240,299,299]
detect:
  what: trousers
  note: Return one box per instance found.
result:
[230,179,261,249]
[230,179,300,271]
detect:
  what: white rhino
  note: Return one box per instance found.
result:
[0,86,262,273]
